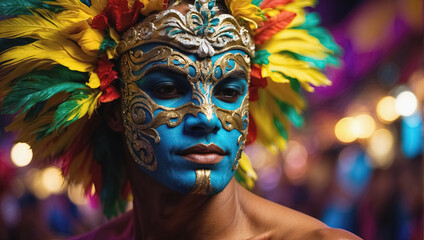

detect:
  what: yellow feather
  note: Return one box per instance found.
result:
[0,39,96,78]
[284,0,316,13]
[266,53,331,92]
[265,80,306,110]
[0,9,64,40]
[90,0,109,16]
[141,0,165,15]
[260,29,329,59]
[107,28,121,59]
[69,25,103,57]
[0,61,52,88]
[48,0,92,15]
[56,9,93,28]
[87,72,101,89]
[250,93,288,153]
[237,152,258,189]
[67,90,101,121]
[225,0,264,29]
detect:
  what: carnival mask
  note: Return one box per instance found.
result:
[119,0,253,194]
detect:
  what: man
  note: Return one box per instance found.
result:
[0,0,362,239]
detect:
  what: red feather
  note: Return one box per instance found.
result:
[260,0,293,9]
[254,10,296,45]
[249,66,267,101]
[99,85,120,103]
[246,114,257,145]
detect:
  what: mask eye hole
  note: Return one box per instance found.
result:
[214,86,242,103]
[213,77,246,104]
[152,82,186,99]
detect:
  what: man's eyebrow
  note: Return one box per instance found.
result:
[145,65,187,79]
[224,70,248,79]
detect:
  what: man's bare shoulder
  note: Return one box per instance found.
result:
[239,186,361,240]
[300,228,362,240]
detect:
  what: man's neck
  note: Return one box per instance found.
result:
[130,171,247,240]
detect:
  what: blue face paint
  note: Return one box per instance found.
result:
[119,0,253,194]
[120,43,250,194]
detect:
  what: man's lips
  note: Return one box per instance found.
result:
[177,144,226,164]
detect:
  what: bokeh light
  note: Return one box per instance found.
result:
[68,183,88,206]
[354,114,376,138]
[10,142,33,167]
[337,146,372,199]
[283,141,308,184]
[25,169,50,199]
[376,96,399,122]
[366,128,395,168]
[41,166,66,194]
[401,112,423,158]
[335,117,359,143]
[395,91,418,116]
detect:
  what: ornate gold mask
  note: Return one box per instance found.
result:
[119,0,253,194]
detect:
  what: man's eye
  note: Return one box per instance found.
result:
[152,83,185,99]
[214,87,242,103]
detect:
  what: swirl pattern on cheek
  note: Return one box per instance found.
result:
[120,46,250,171]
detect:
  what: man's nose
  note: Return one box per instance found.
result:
[183,111,221,135]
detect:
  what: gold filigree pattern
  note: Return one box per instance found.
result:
[191,169,212,194]
[117,5,254,57]
[120,44,250,173]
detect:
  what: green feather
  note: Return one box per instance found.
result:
[234,171,245,185]
[295,13,341,67]
[0,0,63,17]
[99,29,117,55]
[275,73,302,93]
[46,88,98,135]
[253,50,271,65]
[273,116,288,140]
[251,0,264,7]
[2,66,88,115]
[275,99,304,127]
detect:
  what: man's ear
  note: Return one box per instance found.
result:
[102,99,124,132]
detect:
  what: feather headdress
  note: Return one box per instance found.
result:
[0,0,339,217]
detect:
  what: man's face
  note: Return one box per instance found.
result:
[119,0,252,194]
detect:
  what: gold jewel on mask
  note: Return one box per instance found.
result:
[117,0,254,58]
[191,169,212,194]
